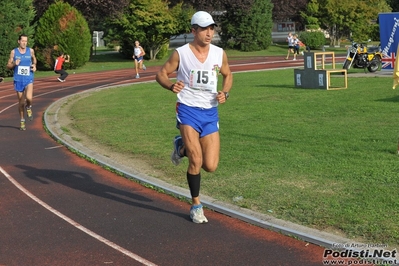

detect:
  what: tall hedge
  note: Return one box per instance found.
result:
[35,2,91,70]
[299,31,326,50]
[0,0,36,77]
[219,0,273,51]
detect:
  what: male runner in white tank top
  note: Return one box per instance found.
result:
[156,11,233,224]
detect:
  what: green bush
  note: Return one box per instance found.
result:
[369,24,380,42]
[156,43,169,60]
[35,2,91,70]
[219,0,273,51]
[299,31,326,49]
[118,40,134,60]
[305,24,320,30]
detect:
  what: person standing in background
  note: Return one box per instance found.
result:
[155,11,233,224]
[54,52,70,82]
[6,34,37,130]
[133,40,146,79]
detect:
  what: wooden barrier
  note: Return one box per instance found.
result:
[312,51,336,69]
[325,69,347,90]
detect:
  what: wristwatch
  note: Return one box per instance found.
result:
[223,91,229,100]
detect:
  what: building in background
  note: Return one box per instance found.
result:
[271,21,296,42]
[93,31,105,47]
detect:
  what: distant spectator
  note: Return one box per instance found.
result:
[54,52,70,82]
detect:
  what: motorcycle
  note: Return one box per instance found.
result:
[342,40,382,73]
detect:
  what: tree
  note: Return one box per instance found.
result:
[0,0,36,77]
[186,0,258,13]
[35,1,92,69]
[184,0,276,51]
[300,0,321,27]
[219,0,273,51]
[110,0,195,60]
[386,0,399,12]
[301,0,391,46]
[33,0,129,31]
[271,0,308,24]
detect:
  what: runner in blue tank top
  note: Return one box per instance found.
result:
[6,34,37,130]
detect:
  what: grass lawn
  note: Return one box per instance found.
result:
[66,66,399,247]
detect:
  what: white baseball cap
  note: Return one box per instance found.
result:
[191,11,217,27]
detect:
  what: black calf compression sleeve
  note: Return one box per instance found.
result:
[187,172,201,198]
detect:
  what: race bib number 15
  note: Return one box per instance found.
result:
[17,66,30,76]
[189,69,217,93]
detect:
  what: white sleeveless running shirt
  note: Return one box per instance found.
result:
[176,43,223,108]
[134,46,142,57]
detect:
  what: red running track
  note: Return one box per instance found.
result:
[1,55,364,266]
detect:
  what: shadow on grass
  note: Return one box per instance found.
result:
[254,84,308,90]
[375,95,399,103]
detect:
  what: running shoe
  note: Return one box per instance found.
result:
[57,77,64,82]
[171,135,184,165]
[143,64,146,71]
[26,106,33,121]
[190,204,208,224]
[136,74,140,79]
[20,120,26,131]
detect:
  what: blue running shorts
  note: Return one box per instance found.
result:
[14,80,33,92]
[134,56,144,62]
[176,103,219,138]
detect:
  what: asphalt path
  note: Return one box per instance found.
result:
[1,55,360,266]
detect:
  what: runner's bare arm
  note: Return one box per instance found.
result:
[155,50,184,93]
[31,48,37,72]
[216,51,233,103]
[6,50,15,69]
[220,51,233,93]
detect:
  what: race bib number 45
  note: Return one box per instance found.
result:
[17,66,30,76]
[189,69,218,93]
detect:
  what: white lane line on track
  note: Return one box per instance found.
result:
[0,166,157,266]
[0,82,157,265]
[0,93,16,99]
[44,145,64,149]
[0,86,75,114]
[0,84,118,115]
